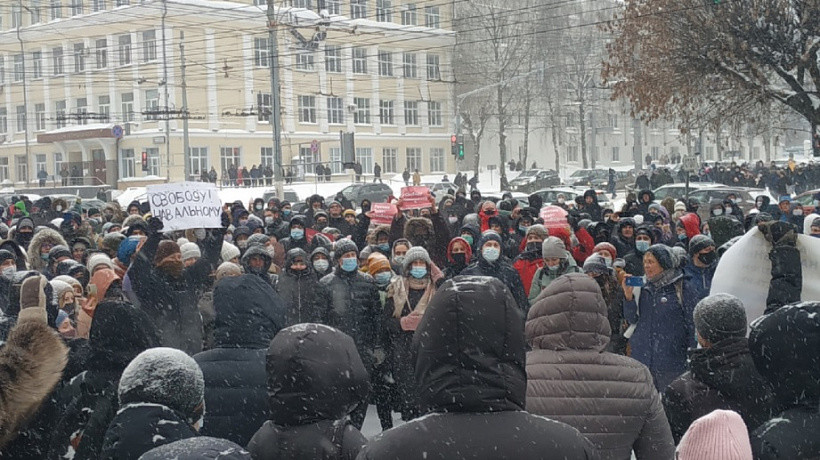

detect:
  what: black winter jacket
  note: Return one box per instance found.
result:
[100,403,197,460]
[275,248,332,326]
[460,258,528,312]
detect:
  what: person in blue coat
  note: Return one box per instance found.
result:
[682,235,717,306]
[622,244,697,391]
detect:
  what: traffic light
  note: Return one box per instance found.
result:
[813,131,820,157]
[450,134,458,156]
[457,134,465,159]
[141,151,149,171]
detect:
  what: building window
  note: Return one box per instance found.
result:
[51,0,62,19]
[402,52,417,78]
[257,92,271,122]
[35,154,46,178]
[30,1,42,23]
[292,0,311,8]
[327,97,344,124]
[190,147,209,177]
[69,0,83,15]
[16,106,26,132]
[301,146,321,174]
[13,55,23,82]
[355,147,373,174]
[428,101,442,126]
[353,97,370,124]
[296,51,315,71]
[325,45,341,73]
[352,47,367,74]
[650,146,660,158]
[350,0,366,19]
[260,146,273,166]
[0,57,4,84]
[0,109,6,133]
[253,38,269,67]
[378,51,393,76]
[567,145,578,162]
[116,0,129,5]
[12,5,22,28]
[31,52,42,78]
[121,92,134,122]
[144,89,158,121]
[379,100,394,125]
[705,146,714,161]
[73,42,86,73]
[424,5,440,27]
[120,148,135,178]
[406,147,421,172]
[220,146,241,174]
[118,34,131,66]
[429,147,444,172]
[404,101,419,126]
[611,146,619,161]
[76,98,88,125]
[382,147,397,173]
[329,147,342,173]
[98,95,110,121]
[15,155,27,183]
[324,0,340,15]
[142,30,156,62]
[298,95,316,123]
[375,0,391,22]
[145,147,160,176]
[0,158,8,182]
[55,100,66,128]
[52,47,64,75]
[401,3,416,25]
[92,0,106,11]
[54,152,64,177]
[426,54,440,80]
[95,39,107,68]
[35,104,46,131]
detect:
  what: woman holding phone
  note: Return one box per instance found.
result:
[622,244,697,392]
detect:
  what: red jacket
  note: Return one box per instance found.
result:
[513,255,544,297]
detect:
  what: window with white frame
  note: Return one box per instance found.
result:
[428,101,442,126]
[355,147,373,174]
[76,98,88,125]
[144,89,159,121]
[30,1,42,23]
[0,57,4,84]
[0,158,8,182]
[13,55,23,82]
[51,0,62,19]
[429,147,444,172]
[402,52,417,78]
[379,100,394,125]
[406,147,421,172]
[16,106,25,132]
[257,92,271,122]
[404,101,419,125]
[376,0,391,22]
[69,0,82,15]
[0,109,6,133]
[145,147,160,175]
[92,39,106,69]
[401,3,416,25]
[302,147,321,174]
[298,95,316,123]
[611,146,619,161]
[424,5,440,27]
[382,147,397,173]
[35,104,46,131]
[98,95,110,121]
[12,5,22,28]
[705,146,714,161]
[292,0,311,8]
[329,147,342,173]
[426,53,440,80]
[118,34,131,66]
[142,30,156,62]
[92,0,106,12]
[15,155,27,183]
[378,51,393,76]
[260,147,273,166]
[325,0,340,15]
[325,45,341,73]
[650,146,660,158]
[54,152,64,176]
[567,145,578,162]
[120,148,135,178]
[253,38,269,67]
[350,0,366,19]
[55,100,66,128]
[36,154,47,177]
[352,47,367,74]
[73,42,85,73]
[52,47,64,75]
[121,92,134,122]
[353,97,370,124]
[31,52,42,78]
[296,51,314,71]
[220,146,241,173]
[327,97,344,124]
[190,147,209,176]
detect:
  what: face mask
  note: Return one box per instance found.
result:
[56,205,63,212]
[239,219,248,226]
[482,247,500,262]
[374,271,392,286]
[678,233,687,241]
[452,253,466,266]
[461,235,473,245]
[635,240,650,252]
[548,264,560,273]
[16,233,32,246]
[724,207,733,214]
[290,229,304,240]
[603,257,612,268]
[519,226,528,233]
[1,267,15,278]
[712,209,723,216]
[484,210,495,216]
[224,234,233,243]
[237,240,248,250]
[448,216,458,224]
[265,217,274,225]
[557,198,565,204]
[393,255,405,265]
[732,199,740,204]
[698,251,717,266]
[255,204,263,211]
[793,209,803,216]
[313,259,329,272]
[341,257,358,272]
[377,243,390,252]
[410,266,427,279]
[526,242,540,252]
[283,210,292,217]
[41,254,50,261]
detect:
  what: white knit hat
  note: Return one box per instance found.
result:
[180,242,201,262]
[87,253,114,273]
[677,410,752,460]
[221,242,240,263]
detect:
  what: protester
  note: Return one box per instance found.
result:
[460,230,528,311]
[528,236,580,303]
[676,410,753,460]
[275,248,332,326]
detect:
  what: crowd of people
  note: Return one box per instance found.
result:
[0,178,817,459]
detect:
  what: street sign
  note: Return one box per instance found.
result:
[310,139,319,153]
[681,155,699,172]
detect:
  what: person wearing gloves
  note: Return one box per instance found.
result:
[460,230,529,312]
[622,244,697,391]
[274,248,331,327]
[528,236,580,304]
[676,410,753,460]
[683,235,718,305]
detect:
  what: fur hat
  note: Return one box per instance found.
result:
[180,242,201,261]
[542,236,567,259]
[87,253,114,273]
[677,410,752,460]
[402,246,432,273]
[221,242,240,263]
[645,244,677,271]
[694,294,747,344]
[216,262,242,281]
[154,241,181,264]
[334,239,358,259]
[674,201,687,212]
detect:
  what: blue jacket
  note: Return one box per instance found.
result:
[682,260,716,306]
[623,272,696,374]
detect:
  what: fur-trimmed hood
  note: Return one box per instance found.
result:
[27,228,68,271]
[366,224,392,245]
[404,217,433,247]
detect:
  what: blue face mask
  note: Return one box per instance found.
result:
[482,247,500,262]
[374,271,392,285]
[678,233,687,241]
[290,228,304,240]
[410,266,427,279]
[283,210,291,217]
[341,257,358,272]
[519,225,528,234]
[636,240,650,253]
[313,259,329,272]
[377,243,390,252]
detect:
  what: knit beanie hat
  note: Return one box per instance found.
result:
[101,232,126,255]
[674,201,687,212]
[154,241,181,264]
[334,238,358,259]
[247,233,270,248]
[49,245,72,262]
[118,347,205,425]
[0,249,16,266]
[87,253,114,273]
[671,246,688,268]
[216,262,242,281]
[694,294,747,343]
[402,246,432,273]
[542,236,568,259]
[221,242,240,263]
[180,242,201,262]
[367,253,392,275]
[593,242,617,260]
[677,410,752,460]
[645,244,677,270]
[688,234,716,257]
[582,254,609,276]
[525,224,549,241]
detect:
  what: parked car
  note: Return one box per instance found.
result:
[687,186,770,222]
[326,183,393,208]
[568,169,609,187]
[509,170,562,193]
[422,182,459,197]
[650,182,724,203]
[47,194,105,213]
[793,188,820,215]
[530,187,580,207]
[481,192,529,209]
[262,188,301,205]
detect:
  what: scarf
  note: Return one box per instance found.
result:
[647,267,681,289]
[388,276,436,319]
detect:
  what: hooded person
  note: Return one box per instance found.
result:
[27,227,68,273]
[389,196,450,268]
[582,189,603,222]
[442,236,472,280]
[623,225,655,277]
[247,324,369,459]
[460,230,529,312]
[50,279,77,338]
[748,302,820,459]
[12,217,36,250]
[610,217,636,258]
[636,189,656,217]
[48,301,161,459]
[309,246,332,278]
[274,248,332,327]
[708,212,745,249]
[676,410,753,460]
[525,273,675,459]
[0,239,27,271]
[390,238,411,276]
[358,276,597,460]
[528,236,580,304]
[457,222,480,253]
[192,275,285,447]
[240,244,275,285]
[279,215,309,253]
[683,235,718,305]
[46,244,73,279]
[663,294,776,444]
[100,348,205,460]
[512,224,549,298]
[366,224,393,258]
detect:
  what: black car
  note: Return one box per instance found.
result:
[327,183,393,208]
[509,170,562,193]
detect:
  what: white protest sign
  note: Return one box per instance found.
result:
[147,182,222,231]
[710,227,820,327]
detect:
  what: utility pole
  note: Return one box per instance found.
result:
[161,0,171,182]
[179,31,190,182]
[266,0,283,198]
[16,1,31,186]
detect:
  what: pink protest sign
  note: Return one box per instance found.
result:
[539,205,569,230]
[400,186,431,210]
[370,202,398,225]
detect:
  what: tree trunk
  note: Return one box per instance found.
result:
[497,85,509,189]
[547,95,561,174]
[632,118,643,170]
[579,98,589,169]
[522,95,531,170]
[714,119,723,161]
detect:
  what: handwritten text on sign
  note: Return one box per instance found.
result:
[148,182,221,231]
[400,186,431,210]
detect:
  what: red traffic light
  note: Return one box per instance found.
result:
[451,135,457,144]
